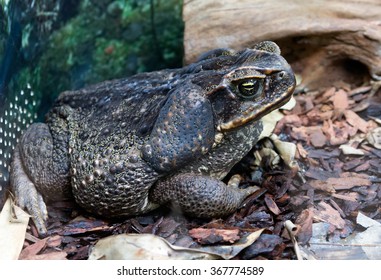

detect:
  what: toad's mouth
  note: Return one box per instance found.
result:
[216,83,295,132]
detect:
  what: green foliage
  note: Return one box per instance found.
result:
[1,0,183,119]
[0,2,9,57]
[35,0,184,102]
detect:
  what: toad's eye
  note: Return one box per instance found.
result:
[237,79,264,99]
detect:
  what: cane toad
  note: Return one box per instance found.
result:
[10,41,295,235]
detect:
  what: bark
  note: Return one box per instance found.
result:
[183,0,381,88]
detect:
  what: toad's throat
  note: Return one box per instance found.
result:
[217,86,294,132]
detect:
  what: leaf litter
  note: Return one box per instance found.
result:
[1,81,381,260]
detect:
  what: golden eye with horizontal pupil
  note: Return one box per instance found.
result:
[237,79,264,98]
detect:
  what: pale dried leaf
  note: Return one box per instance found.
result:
[270,134,297,167]
[357,212,381,228]
[259,109,285,139]
[89,234,218,260]
[88,231,264,260]
[0,198,30,260]
[339,144,365,155]
[280,96,296,110]
[366,127,381,149]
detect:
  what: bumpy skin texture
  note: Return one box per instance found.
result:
[10,41,295,235]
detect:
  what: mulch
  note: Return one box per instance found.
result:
[19,82,381,260]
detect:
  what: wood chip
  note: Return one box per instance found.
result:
[312,201,346,230]
[296,142,309,158]
[348,85,371,96]
[327,177,371,190]
[305,167,339,181]
[188,228,240,245]
[344,110,369,133]
[310,129,327,147]
[308,149,340,159]
[264,195,282,215]
[18,238,48,260]
[309,180,336,193]
[331,89,349,110]
[294,209,314,244]
[331,193,358,202]
[354,162,371,172]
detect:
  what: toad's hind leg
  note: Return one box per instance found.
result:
[10,123,71,235]
[149,174,256,218]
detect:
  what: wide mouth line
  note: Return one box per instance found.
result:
[217,85,295,132]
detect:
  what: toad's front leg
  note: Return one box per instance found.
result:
[10,123,71,236]
[149,173,256,218]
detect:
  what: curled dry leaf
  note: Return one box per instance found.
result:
[270,134,297,168]
[0,198,30,260]
[89,230,265,260]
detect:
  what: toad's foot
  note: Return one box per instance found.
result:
[11,146,48,236]
[149,173,257,218]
